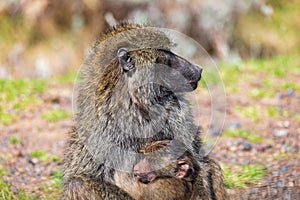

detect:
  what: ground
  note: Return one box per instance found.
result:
[0,55,299,199]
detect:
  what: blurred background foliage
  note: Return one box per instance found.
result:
[0,0,299,78]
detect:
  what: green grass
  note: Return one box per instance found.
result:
[0,180,39,200]
[51,155,62,162]
[17,191,40,200]
[40,170,63,200]
[0,166,7,176]
[223,164,266,188]
[30,150,48,162]
[51,170,63,185]
[295,114,300,122]
[0,79,46,125]
[0,79,46,100]
[243,55,299,77]
[0,110,15,125]
[0,168,85,199]
[0,165,41,199]
[281,82,300,90]
[53,71,78,83]
[30,151,61,163]
[235,105,261,122]
[223,128,264,143]
[235,104,283,120]
[42,109,69,122]
[0,165,13,200]
[219,63,242,84]
[219,53,299,95]
[0,178,14,200]
[9,136,23,145]
[1,153,13,160]
[266,106,280,117]
[30,151,47,158]
[247,88,275,99]
[274,152,291,160]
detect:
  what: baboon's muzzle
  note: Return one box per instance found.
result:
[156,50,203,92]
[167,51,202,91]
[188,64,202,90]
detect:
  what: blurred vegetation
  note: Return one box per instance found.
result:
[223,164,267,188]
[0,164,62,200]
[223,128,264,143]
[42,109,69,122]
[0,0,299,78]
[9,136,23,144]
[39,170,63,199]
[0,79,46,125]
[30,150,62,162]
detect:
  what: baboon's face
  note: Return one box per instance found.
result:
[117,48,202,95]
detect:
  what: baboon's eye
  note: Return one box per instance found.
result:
[117,48,135,73]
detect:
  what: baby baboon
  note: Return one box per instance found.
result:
[63,23,227,199]
[114,139,197,200]
[115,139,228,200]
[134,140,197,184]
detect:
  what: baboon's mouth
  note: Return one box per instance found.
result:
[188,65,202,90]
[189,80,200,90]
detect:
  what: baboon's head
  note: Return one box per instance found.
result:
[117,47,202,103]
[89,24,202,113]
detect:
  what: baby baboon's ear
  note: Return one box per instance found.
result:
[117,48,135,73]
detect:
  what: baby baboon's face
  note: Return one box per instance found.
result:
[117,48,202,98]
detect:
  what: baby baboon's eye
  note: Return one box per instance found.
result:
[117,48,135,73]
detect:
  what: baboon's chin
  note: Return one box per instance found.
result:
[190,81,199,91]
[177,80,200,92]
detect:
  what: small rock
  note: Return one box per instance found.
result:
[229,146,238,151]
[241,160,250,165]
[274,129,288,137]
[241,141,252,151]
[283,120,290,128]
[27,156,39,165]
[275,92,282,100]
[208,126,222,136]
[272,171,280,176]
[286,88,294,96]
[33,172,41,177]
[27,156,34,165]
[14,150,23,157]
[255,144,265,152]
[31,177,38,184]
[277,181,284,188]
[226,122,241,129]
[31,158,39,165]
[10,167,17,175]
[288,181,294,187]
[58,140,65,146]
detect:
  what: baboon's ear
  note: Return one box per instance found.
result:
[117,48,135,72]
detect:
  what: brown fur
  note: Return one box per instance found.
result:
[63,23,227,199]
[115,140,228,200]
